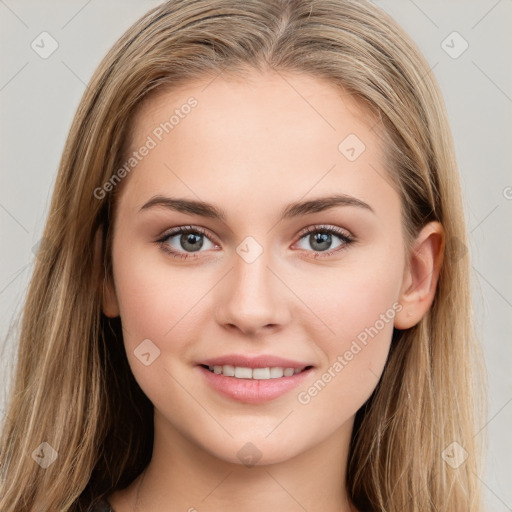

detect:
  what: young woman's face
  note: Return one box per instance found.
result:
[106,70,408,466]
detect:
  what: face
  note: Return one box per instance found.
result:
[104,70,408,466]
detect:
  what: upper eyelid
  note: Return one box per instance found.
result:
[298,224,353,238]
[159,225,218,243]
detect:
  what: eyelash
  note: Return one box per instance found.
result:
[155,224,355,260]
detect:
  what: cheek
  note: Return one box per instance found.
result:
[330,267,400,345]
[111,241,202,352]
[296,249,403,405]
[111,247,210,401]
[304,243,403,341]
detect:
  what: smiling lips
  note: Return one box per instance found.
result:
[198,353,313,379]
[203,365,307,379]
[197,353,315,403]
[199,353,313,370]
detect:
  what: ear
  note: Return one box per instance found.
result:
[94,227,120,318]
[394,221,444,330]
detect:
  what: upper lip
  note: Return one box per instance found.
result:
[198,354,313,370]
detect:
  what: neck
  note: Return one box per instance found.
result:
[128,409,358,512]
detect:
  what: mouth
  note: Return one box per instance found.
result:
[199,364,314,380]
[196,363,315,404]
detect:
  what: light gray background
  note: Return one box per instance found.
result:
[1,1,511,510]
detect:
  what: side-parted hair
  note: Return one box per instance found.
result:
[0,1,486,510]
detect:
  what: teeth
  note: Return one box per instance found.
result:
[208,365,306,379]
[235,366,252,379]
[253,367,271,379]
[270,367,284,378]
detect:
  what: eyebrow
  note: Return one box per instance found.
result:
[138,193,375,220]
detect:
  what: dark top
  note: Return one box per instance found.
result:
[89,497,114,512]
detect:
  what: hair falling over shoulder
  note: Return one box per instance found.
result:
[0,1,486,510]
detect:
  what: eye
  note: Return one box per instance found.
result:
[156,224,354,260]
[293,225,354,258]
[156,225,218,259]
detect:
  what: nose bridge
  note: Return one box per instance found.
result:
[215,239,289,334]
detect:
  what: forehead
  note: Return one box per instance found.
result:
[132,70,376,141]
[118,70,396,218]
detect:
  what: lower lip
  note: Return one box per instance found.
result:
[196,365,314,404]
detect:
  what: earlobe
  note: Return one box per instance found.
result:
[394,221,444,330]
[94,227,120,318]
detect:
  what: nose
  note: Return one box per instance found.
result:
[214,246,291,336]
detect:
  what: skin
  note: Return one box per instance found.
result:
[102,69,443,511]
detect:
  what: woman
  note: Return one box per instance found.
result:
[0,0,486,510]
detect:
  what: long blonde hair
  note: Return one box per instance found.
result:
[0,1,486,510]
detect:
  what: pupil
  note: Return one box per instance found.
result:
[181,233,203,252]
[311,232,331,251]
